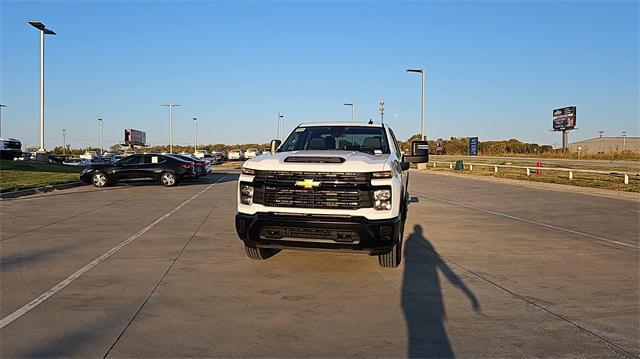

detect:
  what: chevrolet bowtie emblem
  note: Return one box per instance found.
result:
[295,179,321,189]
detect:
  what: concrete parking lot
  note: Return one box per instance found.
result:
[1,169,638,358]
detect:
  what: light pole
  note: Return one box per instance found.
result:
[622,131,627,151]
[598,130,604,153]
[277,113,284,140]
[28,21,56,152]
[193,117,197,152]
[406,67,425,140]
[161,103,180,153]
[61,128,66,155]
[343,103,354,122]
[0,104,6,138]
[98,118,103,155]
[379,100,385,123]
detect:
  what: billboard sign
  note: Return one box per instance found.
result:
[124,129,147,146]
[468,137,479,156]
[436,138,444,154]
[552,106,577,131]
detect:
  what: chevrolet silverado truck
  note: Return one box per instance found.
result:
[235,122,428,268]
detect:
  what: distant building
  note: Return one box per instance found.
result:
[568,136,639,154]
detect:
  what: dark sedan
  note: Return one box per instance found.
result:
[170,154,211,177]
[80,153,195,187]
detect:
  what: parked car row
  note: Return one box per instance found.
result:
[80,153,213,188]
[227,148,268,161]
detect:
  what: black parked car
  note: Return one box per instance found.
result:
[170,154,211,177]
[80,153,195,187]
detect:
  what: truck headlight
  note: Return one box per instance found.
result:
[373,189,391,210]
[240,184,254,205]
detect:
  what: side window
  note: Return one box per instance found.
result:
[120,155,141,165]
[388,129,402,156]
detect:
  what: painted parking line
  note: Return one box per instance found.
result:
[0,177,226,330]
[414,191,639,250]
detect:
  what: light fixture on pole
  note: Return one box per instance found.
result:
[406,67,425,140]
[277,113,284,140]
[98,118,103,155]
[61,128,66,155]
[598,130,605,153]
[343,103,354,122]
[0,104,7,138]
[193,117,197,152]
[161,103,180,153]
[28,21,56,152]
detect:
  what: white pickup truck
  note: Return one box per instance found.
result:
[235,122,428,268]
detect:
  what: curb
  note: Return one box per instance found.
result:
[414,168,640,202]
[0,181,86,199]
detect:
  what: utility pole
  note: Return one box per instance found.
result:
[61,128,66,155]
[193,117,197,152]
[277,113,284,140]
[598,130,605,153]
[28,21,56,152]
[0,104,6,138]
[407,67,425,140]
[622,131,627,151]
[379,100,385,123]
[343,103,354,122]
[98,118,103,155]
[161,103,180,153]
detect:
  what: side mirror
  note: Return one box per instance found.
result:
[403,140,429,163]
[270,139,282,154]
[400,162,410,171]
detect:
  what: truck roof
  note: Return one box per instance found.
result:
[298,121,384,128]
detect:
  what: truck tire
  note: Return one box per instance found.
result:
[378,220,404,268]
[244,245,280,260]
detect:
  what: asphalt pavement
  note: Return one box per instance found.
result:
[1,169,638,358]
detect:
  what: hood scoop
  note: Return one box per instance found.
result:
[284,156,345,163]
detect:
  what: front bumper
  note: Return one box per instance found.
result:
[235,213,400,256]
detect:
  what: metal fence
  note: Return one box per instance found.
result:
[429,161,639,185]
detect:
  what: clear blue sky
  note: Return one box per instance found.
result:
[1,1,638,149]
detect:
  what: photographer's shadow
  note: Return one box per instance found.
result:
[402,225,480,358]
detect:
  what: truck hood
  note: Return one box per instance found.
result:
[245,150,391,172]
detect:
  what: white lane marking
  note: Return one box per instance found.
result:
[0,177,226,330]
[415,192,639,250]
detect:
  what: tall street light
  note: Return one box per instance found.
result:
[0,104,7,138]
[622,131,627,151]
[161,103,180,153]
[28,21,56,152]
[193,117,197,152]
[98,118,103,155]
[379,100,385,123]
[277,112,284,140]
[406,67,425,140]
[343,103,354,122]
[61,128,66,155]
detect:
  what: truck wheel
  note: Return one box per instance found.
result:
[244,245,280,260]
[378,221,404,268]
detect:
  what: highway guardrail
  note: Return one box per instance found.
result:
[430,161,639,185]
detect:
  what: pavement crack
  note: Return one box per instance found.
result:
[0,200,123,242]
[409,237,639,359]
[102,182,224,358]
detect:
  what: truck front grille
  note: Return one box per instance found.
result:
[260,226,361,243]
[252,170,373,209]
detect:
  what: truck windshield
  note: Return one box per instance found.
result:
[279,126,389,154]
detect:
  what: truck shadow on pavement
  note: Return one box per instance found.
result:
[402,224,481,358]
